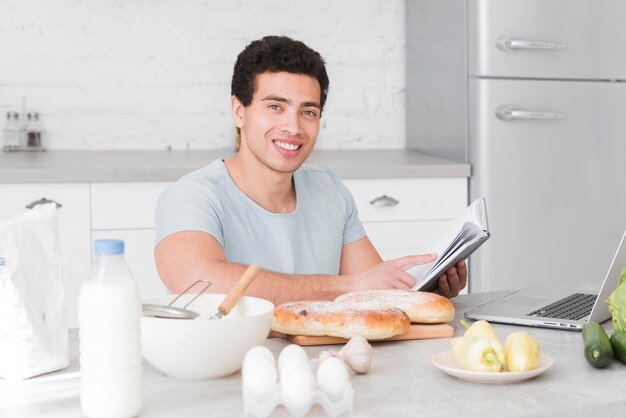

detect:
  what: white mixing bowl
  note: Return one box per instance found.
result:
[141,294,274,380]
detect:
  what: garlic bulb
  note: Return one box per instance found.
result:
[339,336,372,374]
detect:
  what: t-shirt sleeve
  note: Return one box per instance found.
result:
[154,179,225,249]
[326,169,367,245]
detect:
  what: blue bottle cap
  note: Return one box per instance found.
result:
[93,239,125,255]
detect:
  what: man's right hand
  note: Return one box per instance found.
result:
[344,253,437,292]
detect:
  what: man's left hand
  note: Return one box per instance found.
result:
[436,259,467,298]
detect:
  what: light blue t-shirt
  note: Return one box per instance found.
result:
[154,160,366,275]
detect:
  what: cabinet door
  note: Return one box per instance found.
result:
[92,230,167,299]
[91,182,170,229]
[364,221,449,260]
[0,184,91,328]
[91,182,171,299]
[468,0,626,79]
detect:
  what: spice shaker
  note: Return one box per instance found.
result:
[3,111,21,151]
[25,112,43,149]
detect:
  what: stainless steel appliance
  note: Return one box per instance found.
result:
[406,0,626,292]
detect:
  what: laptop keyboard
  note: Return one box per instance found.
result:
[527,293,597,320]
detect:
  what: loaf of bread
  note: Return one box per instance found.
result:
[271,301,411,340]
[334,289,455,324]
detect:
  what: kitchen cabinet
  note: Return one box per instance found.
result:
[0,176,469,327]
[0,182,170,328]
[0,183,91,328]
[92,177,469,292]
[343,177,468,260]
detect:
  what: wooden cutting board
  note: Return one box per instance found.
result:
[268,323,454,346]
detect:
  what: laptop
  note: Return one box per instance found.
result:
[465,228,626,331]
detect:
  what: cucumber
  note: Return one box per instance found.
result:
[582,322,613,368]
[610,330,626,364]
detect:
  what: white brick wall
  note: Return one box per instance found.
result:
[0,0,406,151]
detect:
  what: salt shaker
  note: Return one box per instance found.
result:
[25,111,43,149]
[3,111,20,151]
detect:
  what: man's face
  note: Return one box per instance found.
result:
[233,71,322,174]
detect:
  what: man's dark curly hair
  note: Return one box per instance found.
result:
[231,36,329,113]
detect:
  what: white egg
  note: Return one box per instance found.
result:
[280,361,316,411]
[242,358,277,399]
[278,344,309,373]
[316,357,350,401]
[243,345,275,369]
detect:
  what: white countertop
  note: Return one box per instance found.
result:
[0,149,471,183]
[2,288,624,418]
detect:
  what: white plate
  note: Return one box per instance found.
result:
[431,351,553,384]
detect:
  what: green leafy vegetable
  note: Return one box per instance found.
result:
[619,266,626,287]
[606,266,626,332]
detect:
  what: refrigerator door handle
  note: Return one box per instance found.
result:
[495,106,567,121]
[496,36,566,52]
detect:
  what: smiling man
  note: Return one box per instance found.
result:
[154,36,467,305]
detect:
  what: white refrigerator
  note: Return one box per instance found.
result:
[406,0,626,292]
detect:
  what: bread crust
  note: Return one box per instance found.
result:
[271,301,410,340]
[334,289,455,324]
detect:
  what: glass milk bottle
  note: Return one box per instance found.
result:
[78,239,142,418]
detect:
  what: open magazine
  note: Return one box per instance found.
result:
[407,198,490,291]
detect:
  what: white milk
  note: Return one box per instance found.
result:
[78,240,142,418]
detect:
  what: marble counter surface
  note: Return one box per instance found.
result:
[0,149,471,183]
[2,288,624,418]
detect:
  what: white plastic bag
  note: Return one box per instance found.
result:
[0,202,68,379]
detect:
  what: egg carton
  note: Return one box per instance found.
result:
[243,382,354,418]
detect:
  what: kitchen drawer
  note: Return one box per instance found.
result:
[468,0,626,79]
[91,182,170,230]
[343,178,467,222]
[92,229,167,298]
[363,220,449,258]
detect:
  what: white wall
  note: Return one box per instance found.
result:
[0,0,406,151]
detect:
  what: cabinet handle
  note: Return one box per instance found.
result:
[495,106,567,121]
[26,197,63,209]
[496,36,566,52]
[369,195,399,207]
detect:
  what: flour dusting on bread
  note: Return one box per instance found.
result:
[272,300,410,340]
[334,289,455,324]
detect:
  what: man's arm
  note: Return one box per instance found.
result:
[338,234,467,298]
[155,231,436,306]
